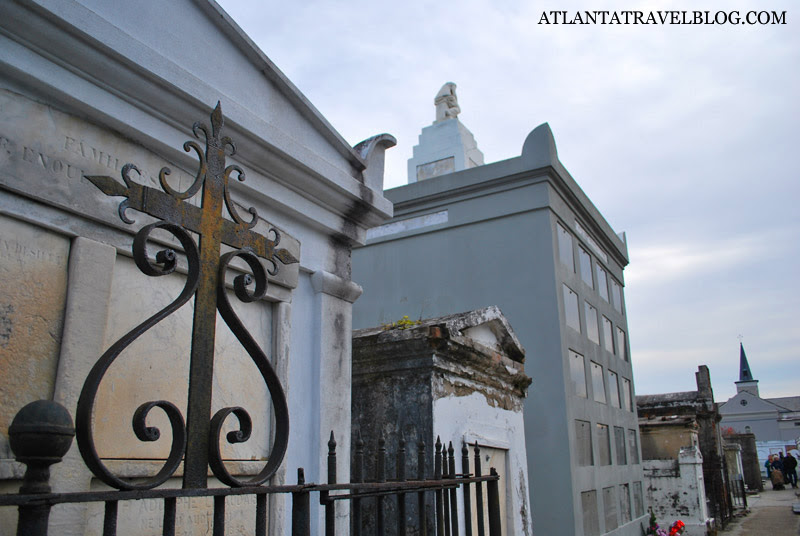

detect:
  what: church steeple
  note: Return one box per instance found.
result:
[738,343,753,381]
[735,342,759,397]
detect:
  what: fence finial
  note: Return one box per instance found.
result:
[9,400,74,494]
[8,400,75,536]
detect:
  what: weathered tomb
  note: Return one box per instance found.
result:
[352,306,533,535]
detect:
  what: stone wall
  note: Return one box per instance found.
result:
[639,420,698,460]
[643,447,711,536]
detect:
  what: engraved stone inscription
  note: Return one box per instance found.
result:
[0,89,177,207]
[0,214,69,458]
[0,88,300,289]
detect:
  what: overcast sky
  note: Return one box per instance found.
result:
[216,0,798,402]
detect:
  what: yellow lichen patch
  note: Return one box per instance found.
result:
[381,315,421,331]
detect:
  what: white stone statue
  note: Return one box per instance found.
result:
[434,82,460,122]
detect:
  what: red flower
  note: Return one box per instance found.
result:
[669,520,686,535]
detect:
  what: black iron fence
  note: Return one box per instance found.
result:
[338,433,501,536]
[0,412,501,535]
[704,468,733,529]
[729,477,747,510]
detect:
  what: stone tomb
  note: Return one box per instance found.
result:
[0,89,299,535]
[723,433,761,491]
[352,306,533,535]
[643,446,710,536]
[0,0,398,533]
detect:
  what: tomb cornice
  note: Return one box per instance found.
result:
[310,270,363,303]
[386,165,628,270]
[352,336,531,405]
[543,166,630,269]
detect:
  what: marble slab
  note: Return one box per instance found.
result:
[0,214,69,459]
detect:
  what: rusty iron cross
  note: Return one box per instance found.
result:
[83,102,297,488]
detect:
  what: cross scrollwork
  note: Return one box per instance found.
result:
[78,102,296,489]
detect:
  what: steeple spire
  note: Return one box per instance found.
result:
[735,342,759,397]
[738,343,753,381]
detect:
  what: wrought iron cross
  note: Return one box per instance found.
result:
[79,103,296,489]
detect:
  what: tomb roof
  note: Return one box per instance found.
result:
[353,305,525,363]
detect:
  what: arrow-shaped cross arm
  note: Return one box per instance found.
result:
[85,174,205,232]
[220,219,298,272]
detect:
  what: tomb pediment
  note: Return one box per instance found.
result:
[0,0,392,244]
[354,305,526,364]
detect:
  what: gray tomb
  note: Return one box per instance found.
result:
[354,95,646,535]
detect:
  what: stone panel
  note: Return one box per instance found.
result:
[92,254,275,465]
[468,445,508,536]
[416,156,454,181]
[639,424,697,460]
[0,214,69,458]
